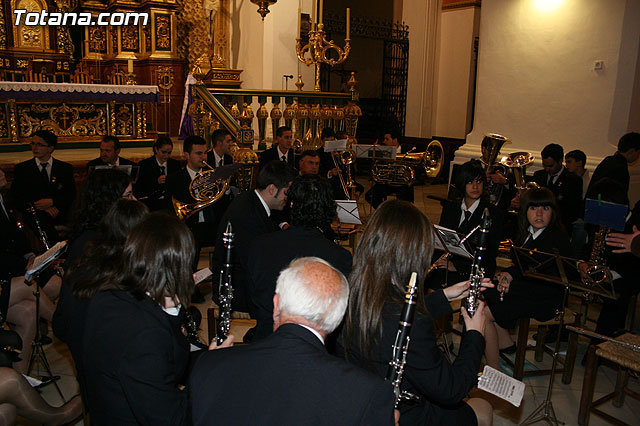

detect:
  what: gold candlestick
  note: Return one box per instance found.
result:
[296,21,351,92]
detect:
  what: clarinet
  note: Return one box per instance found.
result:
[386,272,420,408]
[28,204,50,250]
[184,308,207,349]
[464,208,491,317]
[216,221,234,345]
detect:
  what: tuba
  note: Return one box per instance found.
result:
[480,134,511,206]
[172,160,230,220]
[500,152,539,191]
[372,140,444,186]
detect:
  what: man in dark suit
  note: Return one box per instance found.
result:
[532,143,583,233]
[259,125,296,169]
[205,128,235,216]
[86,135,136,169]
[190,257,395,426]
[11,130,76,242]
[133,136,180,211]
[211,160,297,315]
[587,132,640,205]
[166,136,218,272]
[248,174,352,340]
[365,130,414,208]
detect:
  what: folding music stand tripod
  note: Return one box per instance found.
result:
[511,247,615,425]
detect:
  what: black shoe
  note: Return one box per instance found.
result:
[35,375,60,389]
[499,344,517,355]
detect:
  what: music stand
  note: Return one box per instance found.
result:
[512,247,616,425]
[25,242,67,401]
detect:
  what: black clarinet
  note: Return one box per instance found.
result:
[464,208,491,317]
[216,221,234,345]
[386,272,420,408]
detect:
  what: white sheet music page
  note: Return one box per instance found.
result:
[194,267,213,285]
[25,240,67,281]
[478,366,525,407]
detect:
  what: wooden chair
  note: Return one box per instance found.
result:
[578,333,640,425]
[500,309,581,383]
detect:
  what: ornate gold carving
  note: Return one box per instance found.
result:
[89,27,107,53]
[156,66,174,90]
[144,24,151,52]
[18,103,107,137]
[0,108,8,138]
[135,102,143,137]
[121,26,139,52]
[108,101,116,135]
[155,14,171,50]
[116,105,134,136]
[0,0,7,48]
[8,100,18,142]
[239,101,254,129]
[12,0,50,50]
[297,22,351,91]
[54,0,73,54]
[16,59,28,69]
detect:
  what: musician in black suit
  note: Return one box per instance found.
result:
[166,136,218,271]
[11,130,76,241]
[190,257,395,426]
[532,143,583,233]
[338,200,493,426]
[587,132,640,206]
[86,135,136,169]
[248,174,352,341]
[133,136,180,211]
[211,160,297,315]
[365,130,414,208]
[205,128,235,216]
[483,188,573,369]
[430,160,503,289]
[259,125,296,169]
[83,214,232,426]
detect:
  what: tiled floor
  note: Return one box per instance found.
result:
[22,178,640,425]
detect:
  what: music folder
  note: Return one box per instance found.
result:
[433,225,473,259]
[25,240,67,281]
[336,200,361,225]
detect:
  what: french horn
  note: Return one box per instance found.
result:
[172,160,230,220]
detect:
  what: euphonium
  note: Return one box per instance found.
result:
[172,160,230,221]
[480,134,511,206]
[500,152,539,191]
[372,140,443,186]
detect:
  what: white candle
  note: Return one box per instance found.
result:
[127,59,133,73]
[319,0,323,25]
[346,8,350,39]
[297,7,301,38]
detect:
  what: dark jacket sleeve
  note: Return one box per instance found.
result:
[424,289,452,320]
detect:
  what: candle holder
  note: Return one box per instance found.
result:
[296,23,350,92]
[125,73,137,85]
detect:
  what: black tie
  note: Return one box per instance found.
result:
[523,233,535,249]
[40,163,49,185]
[218,159,223,167]
[461,210,472,229]
[281,155,286,162]
[159,165,166,175]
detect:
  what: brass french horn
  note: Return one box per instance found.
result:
[172,160,230,220]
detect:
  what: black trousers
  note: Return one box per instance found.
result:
[365,183,414,208]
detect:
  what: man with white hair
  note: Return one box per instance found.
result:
[189,257,395,426]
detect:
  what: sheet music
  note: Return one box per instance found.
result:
[194,267,213,285]
[433,225,472,259]
[324,139,348,152]
[25,240,67,281]
[336,200,362,225]
[477,365,525,407]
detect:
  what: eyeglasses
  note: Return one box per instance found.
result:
[30,142,50,148]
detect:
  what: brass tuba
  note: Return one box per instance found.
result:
[499,151,539,191]
[480,133,511,205]
[172,161,230,220]
[372,140,444,186]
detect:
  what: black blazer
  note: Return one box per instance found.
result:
[212,190,278,313]
[83,290,190,426]
[190,323,395,426]
[587,153,629,202]
[205,151,233,168]
[338,290,485,426]
[10,157,76,223]
[133,156,180,211]
[533,167,583,230]
[247,226,353,340]
[438,197,503,279]
[259,145,296,169]
[86,156,136,169]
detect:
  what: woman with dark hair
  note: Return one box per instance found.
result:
[483,187,573,369]
[53,199,149,409]
[430,160,503,289]
[338,200,493,426]
[83,214,232,425]
[133,136,180,211]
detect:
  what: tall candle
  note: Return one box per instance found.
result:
[311,0,315,27]
[127,59,133,73]
[319,0,323,25]
[346,8,350,39]
[297,7,301,38]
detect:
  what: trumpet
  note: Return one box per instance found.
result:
[172,160,230,221]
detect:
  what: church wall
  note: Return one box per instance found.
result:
[457,0,640,174]
[433,5,480,139]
